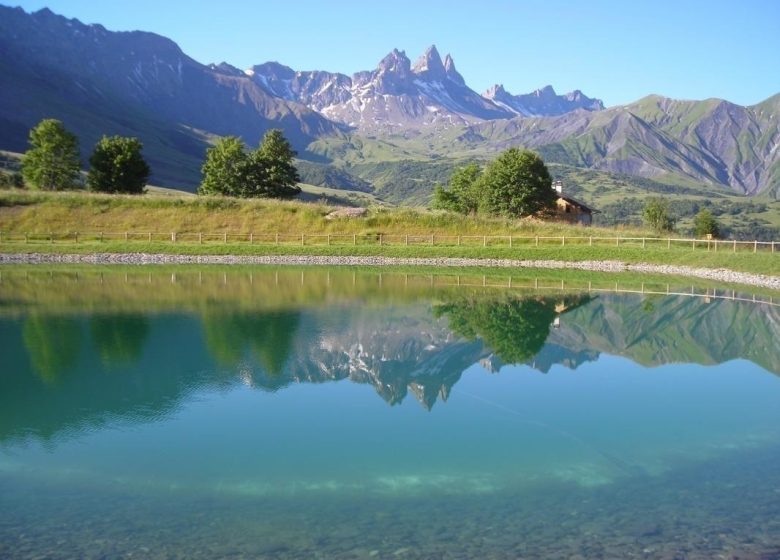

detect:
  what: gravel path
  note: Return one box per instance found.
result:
[1,252,778,290]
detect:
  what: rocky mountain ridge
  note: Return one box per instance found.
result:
[483,84,605,116]
[0,5,778,197]
[246,44,604,133]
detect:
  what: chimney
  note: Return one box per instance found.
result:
[554,180,563,194]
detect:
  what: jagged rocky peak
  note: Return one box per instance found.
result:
[368,48,414,94]
[483,83,508,98]
[483,82,604,116]
[412,44,446,76]
[443,53,465,86]
[377,48,412,77]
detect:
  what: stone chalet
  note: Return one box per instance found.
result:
[552,180,597,226]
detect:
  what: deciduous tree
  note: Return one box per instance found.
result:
[21,119,81,190]
[642,198,676,233]
[693,209,720,238]
[198,130,301,199]
[87,136,150,194]
[198,136,248,197]
[432,163,481,214]
[479,148,556,218]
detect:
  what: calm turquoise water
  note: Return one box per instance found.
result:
[1,268,780,559]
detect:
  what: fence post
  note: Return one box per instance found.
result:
[431,234,435,246]
[171,232,176,243]
[353,234,356,246]
[754,240,758,253]
[327,234,331,246]
[692,239,695,250]
[405,235,408,246]
[379,234,383,246]
[616,237,619,247]
[535,236,539,247]
[250,233,254,245]
[773,241,776,254]
[199,233,203,244]
[733,240,737,253]
[301,234,305,246]
[561,236,565,246]
[457,235,461,246]
[509,236,513,248]
[642,237,645,249]
[589,236,592,246]
[275,233,279,246]
[483,235,486,247]
[714,240,717,252]
[148,232,152,243]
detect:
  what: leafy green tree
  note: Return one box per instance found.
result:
[21,119,81,190]
[693,209,720,238]
[642,198,676,233]
[479,148,556,218]
[198,130,300,198]
[198,136,248,197]
[432,163,482,214]
[87,136,150,194]
[256,129,301,198]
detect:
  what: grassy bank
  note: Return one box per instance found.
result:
[0,189,649,236]
[0,190,777,276]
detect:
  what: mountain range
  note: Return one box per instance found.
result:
[0,5,778,200]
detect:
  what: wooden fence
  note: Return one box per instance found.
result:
[0,230,777,253]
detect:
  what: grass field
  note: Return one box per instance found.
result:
[0,189,651,236]
[0,190,777,276]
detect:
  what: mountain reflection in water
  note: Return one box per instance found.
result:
[1,267,778,446]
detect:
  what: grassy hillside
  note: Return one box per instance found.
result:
[0,191,777,277]
[0,189,645,236]
[299,139,780,239]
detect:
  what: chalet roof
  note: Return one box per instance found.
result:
[557,195,599,214]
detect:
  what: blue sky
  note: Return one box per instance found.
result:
[11,0,780,107]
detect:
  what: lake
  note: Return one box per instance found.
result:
[1,267,779,559]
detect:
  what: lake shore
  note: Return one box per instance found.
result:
[2,252,779,290]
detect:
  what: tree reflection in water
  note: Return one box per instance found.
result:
[434,294,592,364]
